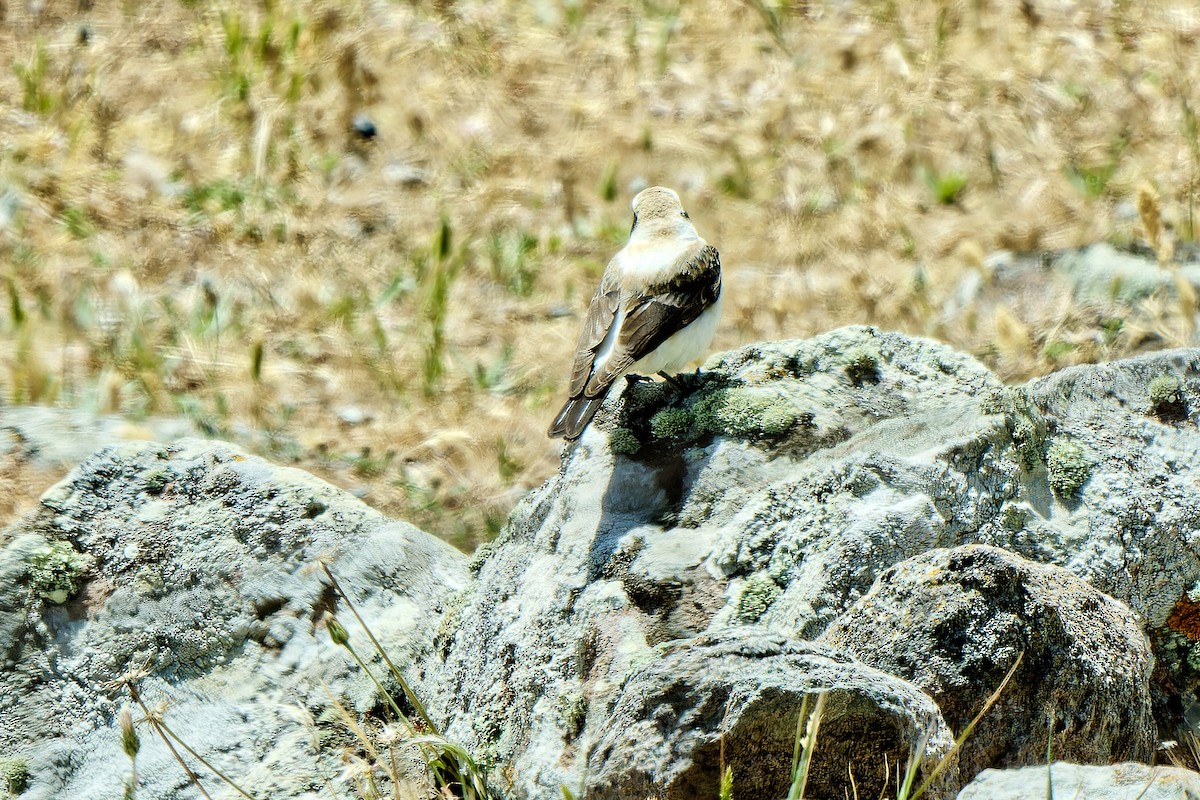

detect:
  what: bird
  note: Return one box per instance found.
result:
[548,186,723,440]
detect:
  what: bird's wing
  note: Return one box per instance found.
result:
[549,243,720,440]
[582,243,721,397]
[565,268,623,398]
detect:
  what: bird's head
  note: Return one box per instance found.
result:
[628,186,698,242]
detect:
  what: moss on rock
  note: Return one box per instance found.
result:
[1046,438,1092,499]
[735,574,782,622]
[694,387,799,439]
[608,427,642,455]
[27,539,95,604]
[0,757,28,795]
[649,406,697,441]
[1148,374,1187,422]
[843,345,881,385]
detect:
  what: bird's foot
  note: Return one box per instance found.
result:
[657,371,687,391]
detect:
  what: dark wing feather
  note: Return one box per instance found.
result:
[548,395,607,440]
[549,245,721,440]
[567,276,621,397]
[582,245,721,397]
[547,268,621,439]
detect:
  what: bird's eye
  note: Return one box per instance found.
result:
[630,212,638,234]
[681,210,690,219]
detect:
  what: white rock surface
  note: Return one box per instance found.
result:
[434,326,1200,800]
[0,439,470,800]
[958,762,1200,800]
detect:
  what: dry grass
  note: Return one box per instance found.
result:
[2,0,1199,548]
[0,447,58,525]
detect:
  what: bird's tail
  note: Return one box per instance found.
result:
[548,395,607,440]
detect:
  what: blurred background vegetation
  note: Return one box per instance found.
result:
[2,0,1199,550]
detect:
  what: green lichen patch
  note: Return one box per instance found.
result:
[843,345,881,386]
[1148,374,1188,422]
[735,574,782,622]
[1000,504,1029,532]
[624,378,674,410]
[693,387,800,439]
[0,757,28,795]
[611,376,804,456]
[1046,438,1093,499]
[608,427,642,455]
[27,539,95,604]
[1009,416,1046,471]
[556,691,587,739]
[142,467,171,495]
[649,406,697,442]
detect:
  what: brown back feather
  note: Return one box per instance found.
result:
[582,245,721,397]
[549,244,721,440]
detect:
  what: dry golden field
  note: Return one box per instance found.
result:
[2,0,1199,548]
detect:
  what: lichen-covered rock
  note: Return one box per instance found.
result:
[822,545,1155,776]
[434,327,1200,796]
[1044,437,1092,498]
[957,762,1200,800]
[23,537,95,604]
[0,439,469,800]
[585,631,956,800]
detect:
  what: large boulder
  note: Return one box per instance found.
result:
[434,326,1200,797]
[0,438,470,799]
[0,406,203,528]
[586,631,954,800]
[822,545,1155,775]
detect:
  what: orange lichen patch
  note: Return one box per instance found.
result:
[1167,595,1200,640]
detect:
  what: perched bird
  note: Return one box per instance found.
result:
[548,186,723,440]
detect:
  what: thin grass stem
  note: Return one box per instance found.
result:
[125,681,214,800]
[322,563,439,732]
[154,717,257,800]
[907,651,1025,800]
[786,692,827,800]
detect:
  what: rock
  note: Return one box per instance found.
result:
[957,762,1200,800]
[979,243,1200,309]
[351,113,377,140]
[382,161,427,187]
[586,631,955,800]
[335,404,372,427]
[822,545,1155,776]
[1054,243,1200,304]
[121,149,179,199]
[4,327,1200,797]
[0,438,469,800]
[434,326,1200,796]
[0,405,202,471]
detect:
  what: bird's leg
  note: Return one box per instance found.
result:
[625,373,651,385]
[657,371,686,391]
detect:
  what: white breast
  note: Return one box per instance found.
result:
[630,290,724,375]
